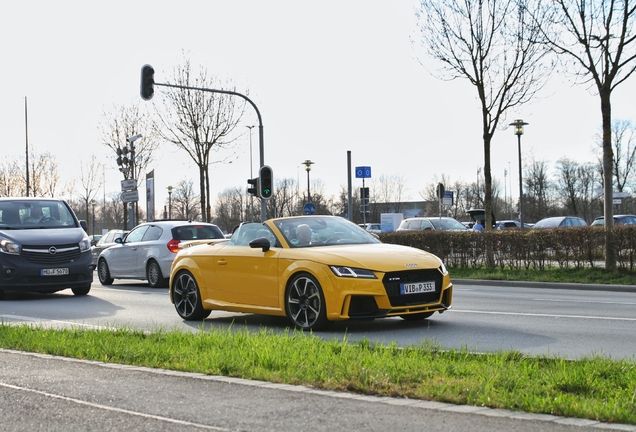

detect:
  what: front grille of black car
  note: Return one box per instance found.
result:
[382,269,443,307]
[21,243,81,265]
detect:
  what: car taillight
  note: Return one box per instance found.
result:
[167,239,181,253]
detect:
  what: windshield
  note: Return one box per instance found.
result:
[0,199,78,229]
[274,216,381,248]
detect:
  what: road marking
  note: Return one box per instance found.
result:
[452,310,636,321]
[532,298,636,305]
[0,382,230,431]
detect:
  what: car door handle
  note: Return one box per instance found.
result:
[217,259,227,266]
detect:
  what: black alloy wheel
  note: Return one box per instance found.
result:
[147,260,166,288]
[286,273,330,330]
[172,271,211,321]
[97,259,114,285]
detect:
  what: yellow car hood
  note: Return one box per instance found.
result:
[281,243,443,272]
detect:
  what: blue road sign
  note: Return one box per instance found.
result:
[303,202,316,215]
[355,166,372,179]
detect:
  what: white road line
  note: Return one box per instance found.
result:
[0,382,229,431]
[452,310,636,321]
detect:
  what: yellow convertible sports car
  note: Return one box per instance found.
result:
[170,216,452,330]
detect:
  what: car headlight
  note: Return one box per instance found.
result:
[329,265,377,279]
[0,238,21,255]
[438,259,448,275]
[79,238,91,252]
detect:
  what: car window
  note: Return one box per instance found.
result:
[143,225,163,242]
[173,224,225,241]
[420,220,433,230]
[124,225,149,243]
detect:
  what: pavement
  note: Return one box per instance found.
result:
[1,349,635,431]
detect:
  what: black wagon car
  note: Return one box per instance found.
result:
[0,197,94,299]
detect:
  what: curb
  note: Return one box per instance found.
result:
[452,278,636,293]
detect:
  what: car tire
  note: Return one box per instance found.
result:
[400,312,434,321]
[172,271,211,321]
[97,259,114,285]
[72,285,91,296]
[147,260,167,288]
[285,273,331,331]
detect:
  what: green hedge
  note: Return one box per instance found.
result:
[379,227,636,271]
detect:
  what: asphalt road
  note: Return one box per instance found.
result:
[1,278,635,430]
[2,278,635,360]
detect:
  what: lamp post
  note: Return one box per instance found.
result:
[167,186,173,219]
[90,199,96,236]
[476,167,482,208]
[303,159,314,203]
[510,119,528,228]
[247,125,255,219]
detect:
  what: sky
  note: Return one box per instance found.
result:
[2,1,635,216]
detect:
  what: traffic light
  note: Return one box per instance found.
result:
[247,177,259,197]
[140,64,155,101]
[259,165,273,199]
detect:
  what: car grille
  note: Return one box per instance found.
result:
[382,269,443,307]
[21,243,81,265]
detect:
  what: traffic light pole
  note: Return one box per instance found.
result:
[152,81,267,222]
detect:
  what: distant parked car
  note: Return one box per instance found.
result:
[533,216,587,229]
[91,229,129,266]
[495,220,521,230]
[88,234,102,246]
[590,215,636,227]
[397,217,468,232]
[359,223,382,233]
[97,221,226,288]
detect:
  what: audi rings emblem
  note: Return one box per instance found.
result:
[48,247,57,255]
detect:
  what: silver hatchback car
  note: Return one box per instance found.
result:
[97,220,225,288]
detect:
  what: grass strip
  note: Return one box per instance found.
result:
[449,266,636,285]
[1,324,635,425]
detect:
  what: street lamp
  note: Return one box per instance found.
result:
[247,125,255,218]
[303,159,314,203]
[167,186,173,219]
[476,167,482,208]
[90,199,96,236]
[510,119,528,228]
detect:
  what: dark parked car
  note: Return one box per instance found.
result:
[590,215,636,227]
[533,216,587,229]
[0,197,93,298]
[91,229,129,265]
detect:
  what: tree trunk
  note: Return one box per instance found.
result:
[601,86,616,270]
[198,165,206,223]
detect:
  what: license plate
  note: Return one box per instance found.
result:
[400,281,436,294]
[41,268,69,276]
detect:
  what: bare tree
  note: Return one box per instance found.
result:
[214,186,247,233]
[28,149,60,198]
[523,156,555,222]
[540,0,636,269]
[170,179,201,221]
[595,120,636,193]
[415,0,552,236]
[266,178,300,219]
[76,154,105,224]
[155,58,247,222]
[0,157,24,197]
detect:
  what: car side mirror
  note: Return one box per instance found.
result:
[249,237,271,252]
